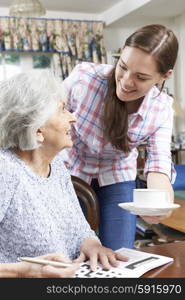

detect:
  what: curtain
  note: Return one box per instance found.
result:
[0,16,106,79]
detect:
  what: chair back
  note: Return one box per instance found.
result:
[71,175,99,232]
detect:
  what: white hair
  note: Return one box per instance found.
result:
[0,69,66,150]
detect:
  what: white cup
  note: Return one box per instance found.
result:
[133,189,170,208]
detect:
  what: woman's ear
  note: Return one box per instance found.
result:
[158,69,173,85]
[163,69,173,80]
[36,128,44,143]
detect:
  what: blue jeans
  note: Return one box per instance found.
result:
[91,179,136,250]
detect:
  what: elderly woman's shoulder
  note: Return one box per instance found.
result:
[0,149,20,183]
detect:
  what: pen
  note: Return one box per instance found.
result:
[18,257,73,268]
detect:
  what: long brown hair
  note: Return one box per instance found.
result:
[103,24,179,153]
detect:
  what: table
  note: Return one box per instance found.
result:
[160,199,185,233]
[141,241,185,277]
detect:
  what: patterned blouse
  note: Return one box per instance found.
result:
[63,62,176,186]
[0,149,97,263]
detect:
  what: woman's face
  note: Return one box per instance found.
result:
[115,46,167,102]
[40,101,76,151]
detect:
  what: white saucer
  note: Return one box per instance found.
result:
[118,202,180,216]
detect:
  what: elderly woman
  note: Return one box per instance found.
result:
[0,70,127,278]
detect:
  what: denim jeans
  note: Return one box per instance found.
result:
[91,179,136,250]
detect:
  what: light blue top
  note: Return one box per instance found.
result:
[0,149,97,263]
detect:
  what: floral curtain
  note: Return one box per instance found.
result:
[0,16,106,79]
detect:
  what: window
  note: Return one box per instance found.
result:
[32,54,51,69]
[0,53,21,81]
[0,52,52,80]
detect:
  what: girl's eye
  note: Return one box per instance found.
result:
[119,64,127,71]
[137,76,147,81]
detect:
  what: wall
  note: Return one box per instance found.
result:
[0,7,99,20]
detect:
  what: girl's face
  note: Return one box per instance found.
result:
[115,46,169,102]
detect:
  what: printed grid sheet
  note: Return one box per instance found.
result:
[74,247,173,278]
[74,262,133,278]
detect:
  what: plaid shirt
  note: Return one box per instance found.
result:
[63,62,175,186]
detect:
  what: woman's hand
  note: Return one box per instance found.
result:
[141,210,172,224]
[17,252,80,278]
[143,172,174,224]
[73,238,128,271]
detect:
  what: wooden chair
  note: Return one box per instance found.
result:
[71,175,99,232]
